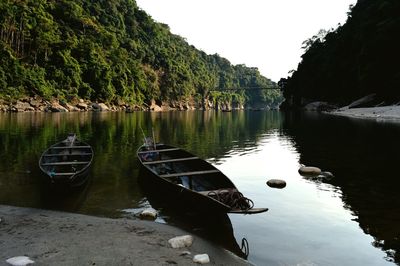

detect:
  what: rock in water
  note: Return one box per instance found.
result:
[298,166,321,176]
[193,254,210,264]
[320,171,334,178]
[267,179,286,189]
[139,208,157,220]
[168,235,194,248]
[6,256,34,266]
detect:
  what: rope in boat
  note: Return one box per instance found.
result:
[207,189,254,210]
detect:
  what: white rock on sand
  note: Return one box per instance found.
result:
[193,254,210,264]
[168,235,194,248]
[139,208,158,220]
[6,256,34,266]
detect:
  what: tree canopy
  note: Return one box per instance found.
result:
[0,0,281,107]
[281,0,400,107]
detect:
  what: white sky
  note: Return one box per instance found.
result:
[135,0,356,82]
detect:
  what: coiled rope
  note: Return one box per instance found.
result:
[207,189,254,210]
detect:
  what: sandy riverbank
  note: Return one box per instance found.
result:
[328,105,400,122]
[0,205,249,265]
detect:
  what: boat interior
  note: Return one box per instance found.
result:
[41,140,92,178]
[139,144,235,192]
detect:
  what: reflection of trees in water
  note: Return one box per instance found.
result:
[282,111,400,264]
[0,110,281,217]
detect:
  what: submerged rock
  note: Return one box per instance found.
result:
[266,179,286,189]
[317,171,335,181]
[168,235,194,249]
[6,256,34,266]
[298,166,321,176]
[193,254,210,264]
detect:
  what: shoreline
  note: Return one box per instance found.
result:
[0,97,275,113]
[326,105,400,123]
[0,205,250,265]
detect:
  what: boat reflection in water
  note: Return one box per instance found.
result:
[38,171,93,213]
[138,169,250,259]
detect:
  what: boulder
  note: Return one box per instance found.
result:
[193,254,210,264]
[298,166,321,176]
[14,101,34,112]
[76,102,88,110]
[168,235,194,248]
[149,100,163,112]
[49,102,68,112]
[267,179,286,189]
[29,98,42,108]
[92,103,109,111]
[304,101,336,112]
[338,94,377,111]
[61,102,80,112]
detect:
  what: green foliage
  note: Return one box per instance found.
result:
[283,0,400,106]
[0,0,278,106]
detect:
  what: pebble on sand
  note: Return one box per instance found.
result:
[179,251,191,256]
[298,166,322,176]
[266,179,286,189]
[193,254,210,264]
[168,235,194,249]
[6,256,34,266]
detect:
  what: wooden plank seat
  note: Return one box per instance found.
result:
[41,161,90,166]
[197,188,238,195]
[138,148,181,154]
[43,153,92,157]
[51,172,76,176]
[143,157,199,165]
[50,146,92,149]
[160,169,219,178]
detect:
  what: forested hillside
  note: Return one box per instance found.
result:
[280,0,400,108]
[0,0,281,109]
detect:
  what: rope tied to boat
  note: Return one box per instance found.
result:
[207,189,254,210]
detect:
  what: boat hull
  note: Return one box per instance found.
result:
[137,144,267,214]
[139,167,231,214]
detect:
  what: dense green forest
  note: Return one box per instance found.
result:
[280,0,400,108]
[0,0,281,108]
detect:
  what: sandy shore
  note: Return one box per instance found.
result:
[0,205,249,265]
[328,105,400,122]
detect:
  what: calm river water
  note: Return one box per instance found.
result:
[0,111,399,265]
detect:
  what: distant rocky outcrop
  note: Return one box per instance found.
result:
[0,95,279,113]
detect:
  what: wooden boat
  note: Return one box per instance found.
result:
[39,133,93,187]
[137,141,268,214]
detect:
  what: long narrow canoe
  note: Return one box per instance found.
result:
[39,133,93,187]
[137,143,268,214]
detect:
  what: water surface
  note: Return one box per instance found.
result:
[0,111,398,265]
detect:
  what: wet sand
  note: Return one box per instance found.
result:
[0,205,249,265]
[328,105,400,122]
